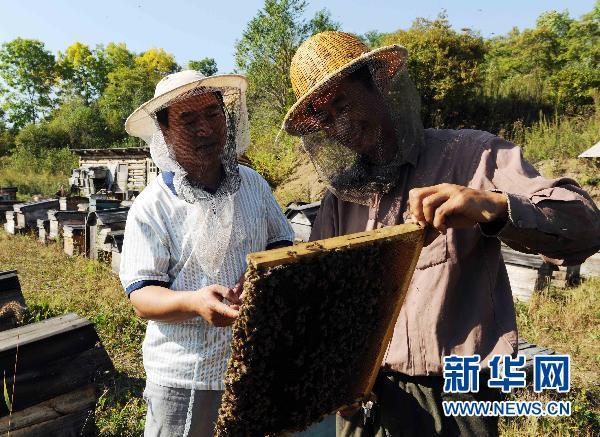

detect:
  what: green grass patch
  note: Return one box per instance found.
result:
[0,232,146,436]
[499,279,600,436]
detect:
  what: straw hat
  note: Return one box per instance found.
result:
[125,70,247,143]
[283,31,408,136]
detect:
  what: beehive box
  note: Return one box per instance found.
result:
[216,223,425,436]
[64,224,86,256]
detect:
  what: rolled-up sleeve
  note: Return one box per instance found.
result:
[476,135,600,265]
[119,205,171,296]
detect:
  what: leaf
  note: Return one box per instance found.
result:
[3,371,12,412]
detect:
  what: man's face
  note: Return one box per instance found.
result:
[160,93,227,176]
[308,75,387,158]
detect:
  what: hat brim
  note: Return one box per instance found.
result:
[283,45,408,136]
[125,74,247,142]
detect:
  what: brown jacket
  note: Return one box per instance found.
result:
[310,128,600,376]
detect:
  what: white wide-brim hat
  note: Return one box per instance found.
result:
[125,70,248,144]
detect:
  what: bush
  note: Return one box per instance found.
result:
[246,105,300,187]
[0,147,77,197]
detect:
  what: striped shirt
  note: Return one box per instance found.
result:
[119,165,294,390]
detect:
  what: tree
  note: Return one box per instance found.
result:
[49,98,110,149]
[484,5,599,110]
[0,38,56,128]
[57,42,106,103]
[360,30,384,49]
[0,109,15,156]
[235,0,339,115]
[381,13,486,127]
[135,48,180,78]
[188,58,218,76]
[99,48,179,143]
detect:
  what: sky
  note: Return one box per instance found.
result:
[0,0,596,74]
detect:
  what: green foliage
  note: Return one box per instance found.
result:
[0,112,15,156]
[484,6,600,111]
[500,278,600,436]
[3,372,11,413]
[98,65,158,141]
[49,98,111,149]
[235,0,339,116]
[0,141,77,198]
[0,38,56,128]
[245,103,299,186]
[58,42,107,103]
[359,30,385,49]
[98,48,179,141]
[14,121,69,153]
[380,13,486,127]
[188,58,218,76]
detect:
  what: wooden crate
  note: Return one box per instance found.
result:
[0,313,113,424]
[63,224,86,256]
[86,208,129,260]
[0,271,27,332]
[0,187,17,201]
[48,210,87,241]
[0,200,20,225]
[59,196,88,211]
[0,384,96,436]
[13,200,59,232]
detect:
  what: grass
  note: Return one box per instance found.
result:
[0,230,598,435]
[499,279,600,436]
[0,151,74,200]
[509,110,600,164]
[0,232,146,436]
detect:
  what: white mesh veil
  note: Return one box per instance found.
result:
[285,62,424,206]
[145,83,249,277]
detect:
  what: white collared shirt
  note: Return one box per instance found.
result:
[120,165,294,390]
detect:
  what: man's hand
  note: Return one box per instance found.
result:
[192,284,241,327]
[408,184,508,234]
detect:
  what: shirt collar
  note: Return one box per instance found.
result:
[162,171,177,196]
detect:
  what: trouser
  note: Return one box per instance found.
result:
[143,381,223,437]
[337,372,500,437]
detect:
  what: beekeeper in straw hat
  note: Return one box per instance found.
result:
[283,31,600,437]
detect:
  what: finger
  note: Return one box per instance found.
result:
[433,195,468,233]
[210,284,238,302]
[222,287,242,305]
[409,185,450,224]
[404,211,417,224]
[211,300,240,320]
[421,192,450,224]
[409,187,437,223]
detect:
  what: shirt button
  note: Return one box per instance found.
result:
[517,219,523,227]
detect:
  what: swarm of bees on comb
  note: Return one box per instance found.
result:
[215,225,424,436]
